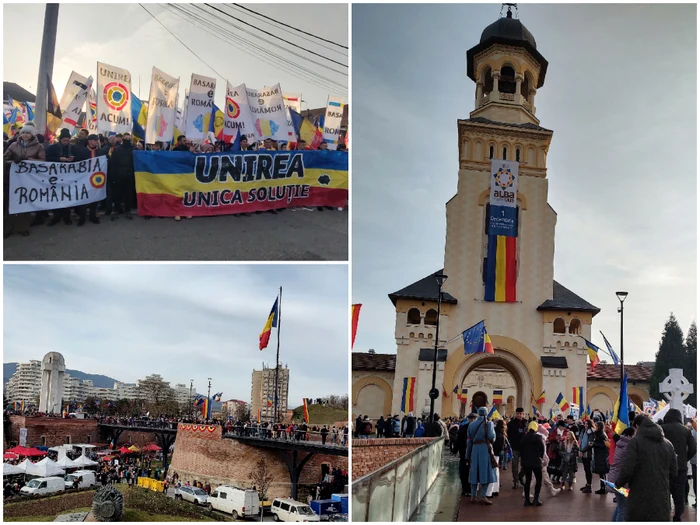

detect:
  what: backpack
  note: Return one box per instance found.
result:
[580,430,590,452]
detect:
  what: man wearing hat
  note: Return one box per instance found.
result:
[457,413,477,497]
[45,128,80,226]
[466,406,496,504]
[74,134,102,226]
[507,407,528,489]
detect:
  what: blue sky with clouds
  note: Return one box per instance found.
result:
[352,4,696,363]
[4,264,348,408]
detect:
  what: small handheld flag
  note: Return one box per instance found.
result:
[555,392,570,412]
[259,297,279,350]
[489,408,501,421]
[401,377,416,413]
[536,391,546,405]
[572,387,584,415]
[487,405,497,419]
[613,371,630,434]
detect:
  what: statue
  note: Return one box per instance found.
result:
[92,486,124,522]
[659,368,694,411]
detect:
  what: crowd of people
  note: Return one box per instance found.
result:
[225,420,349,446]
[354,412,448,439]
[3,123,348,238]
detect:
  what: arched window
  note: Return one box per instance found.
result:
[515,148,520,162]
[569,319,581,335]
[424,309,438,326]
[502,146,508,160]
[553,318,566,334]
[489,145,494,159]
[428,333,433,339]
[482,66,493,95]
[409,332,415,338]
[407,308,421,325]
[499,66,516,94]
[418,333,424,339]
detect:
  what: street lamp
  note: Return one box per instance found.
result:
[189,379,193,419]
[616,291,628,384]
[429,272,448,425]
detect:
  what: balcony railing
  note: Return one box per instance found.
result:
[499,92,515,102]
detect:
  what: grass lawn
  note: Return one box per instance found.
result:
[292,404,348,425]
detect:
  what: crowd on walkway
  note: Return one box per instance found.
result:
[354,412,448,439]
[224,421,349,446]
[447,406,696,521]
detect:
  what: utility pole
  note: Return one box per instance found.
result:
[189,379,193,419]
[273,287,282,424]
[207,378,212,420]
[35,4,59,133]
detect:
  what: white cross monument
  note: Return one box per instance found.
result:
[658,368,694,411]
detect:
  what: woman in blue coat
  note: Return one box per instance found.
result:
[466,406,496,504]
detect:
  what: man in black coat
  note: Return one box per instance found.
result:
[74,134,102,226]
[457,413,477,497]
[662,408,696,521]
[384,414,395,438]
[520,421,545,507]
[425,413,443,438]
[507,407,527,488]
[403,412,417,438]
[107,133,135,220]
[45,128,80,225]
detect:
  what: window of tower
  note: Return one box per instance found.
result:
[482,66,493,94]
[521,73,531,100]
[425,309,438,326]
[553,318,566,334]
[499,66,516,94]
[569,318,581,335]
[489,145,494,159]
[407,308,421,325]
[502,146,508,160]
[515,148,521,162]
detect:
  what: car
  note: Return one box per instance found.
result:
[207,485,260,519]
[64,470,96,489]
[271,498,320,522]
[175,485,209,505]
[20,477,65,496]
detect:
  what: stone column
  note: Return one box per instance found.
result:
[515,73,524,104]
[476,82,484,106]
[39,370,49,412]
[529,88,537,107]
[490,71,500,102]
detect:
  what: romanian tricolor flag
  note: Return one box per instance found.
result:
[351,304,362,349]
[555,392,570,413]
[210,104,225,141]
[401,377,416,413]
[583,338,601,369]
[302,398,310,423]
[131,93,148,143]
[259,298,279,350]
[201,397,210,419]
[489,408,502,421]
[484,235,517,302]
[572,387,584,414]
[493,390,503,405]
[612,371,630,434]
[266,397,273,407]
[536,391,546,405]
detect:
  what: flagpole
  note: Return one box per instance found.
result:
[273,286,282,424]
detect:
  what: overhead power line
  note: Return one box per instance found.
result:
[230,3,348,51]
[203,4,347,68]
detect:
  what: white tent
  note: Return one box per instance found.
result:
[27,458,65,477]
[15,459,33,473]
[55,456,79,469]
[3,463,23,476]
[72,455,98,468]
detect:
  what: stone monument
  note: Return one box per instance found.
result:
[39,352,66,414]
[92,485,124,522]
[659,368,694,411]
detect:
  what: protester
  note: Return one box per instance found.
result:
[536,423,560,497]
[591,421,610,494]
[74,133,102,226]
[609,427,635,521]
[45,128,80,226]
[662,408,697,521]
[580,418,595,493]
[560,430,579,491]
[172,135,190,152]
[403,412,416,438]
[507,407,527,489]
[520,420,545,507]
[425,413,443,438]
[107,133,135,220]
[616,415,678,521]
[375,415,385,438]
[486,419,508,498]
[466,407,496,505]
[457,413,476,497]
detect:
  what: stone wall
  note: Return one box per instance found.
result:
[9,416,100,448]
[352,437,435,479]
[169,424,347,500]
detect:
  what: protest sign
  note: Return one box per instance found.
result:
[145,67,179,144]
[322,96,345,150]
[246,84,291,141]
[224,82,256,144]
[185,74,216,141]
[96,62,132,134]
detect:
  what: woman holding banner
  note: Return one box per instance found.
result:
[4,124,45,237]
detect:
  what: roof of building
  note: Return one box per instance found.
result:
[537,280,601,316]
[388,270,458,306]
[418,349,448,362]
[587,363,653,382]
[467,11,548,88]
[459,117,552,133]
[541,356,568,369]
[352,352,396,372]
[3,82,36,103]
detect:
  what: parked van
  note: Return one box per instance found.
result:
[207,485,260,519]
[20,477,65,496]
[64,470,96,489]
[271,498,320,522]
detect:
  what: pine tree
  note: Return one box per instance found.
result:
[684,321,697,407]
[650,313,686,399]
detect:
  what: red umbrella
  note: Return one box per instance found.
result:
[3,452,18,459]
[118,446,132,454]
[142,444,161,452]
[23,448,48,457]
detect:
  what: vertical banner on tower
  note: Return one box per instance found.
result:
[96,62,132,134]
[283,93,302,143]
[246,84,291,142]
[322,96,345,150]
[489,159,519,236]
[224,82,256,144]
[61,76,92,132]
[145,67,179,144]
[59,71,90,117]
[186,74,216,141]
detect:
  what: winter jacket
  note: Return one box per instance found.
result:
[414,422,425,438]
[45,142,80,163]
[404,416,417,435]
[520,430,545,469]
[662,408,697,472]
[608,434,631,491]
[616,417,678,522]
[506,417,527,451]
[457,422,469,460]
[109,142,136,182]
[591,430,610,474]
[4,137,45,162]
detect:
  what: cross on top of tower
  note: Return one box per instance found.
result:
[501,3,518,19]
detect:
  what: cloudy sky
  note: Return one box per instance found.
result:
[352,4,696,364]
[4,3,347,109]
[4,264,348,407]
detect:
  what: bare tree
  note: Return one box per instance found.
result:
[136,375,176,415]
[249,457,274,501]
[234,403,251,422]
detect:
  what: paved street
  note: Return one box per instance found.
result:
[4,208,347,261]
[164,487,276,521]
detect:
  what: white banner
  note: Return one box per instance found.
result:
[59,71,90,117]
[86,88,98,133]
[186,74,216,141]
[322,96,345,150]
[488,159,519,237]
[224,82,256,143]
[283,93,302,142]
[61,76,93,133]
[9,156,108,214]
[145,67,179,144]
[96,62,132,134]
[246,83,291,142]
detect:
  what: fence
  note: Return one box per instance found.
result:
[351,436,445,522]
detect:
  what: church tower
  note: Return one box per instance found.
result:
[387,6,600,419]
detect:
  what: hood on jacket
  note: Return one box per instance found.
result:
[636,416,665,442]
[616,434,631,452]
[663,408,683,425]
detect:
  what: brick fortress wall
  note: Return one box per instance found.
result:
[352,437,435,479]
[169,424,347,499]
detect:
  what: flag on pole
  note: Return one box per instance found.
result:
[201,398,210,419]
[462,321,495,355]
[532,405,540,417]
[582,338,601,369]
[302,398,310,423]
[572,387,584,415]
[555,392,570,412]
[259,297,279,350]
[401,377,416,413]
[600,331,620,365]
[612,371,630,434]
[351,304,362,349]
[489,407,501,421]
[266,397,273,407]
[536,391,546,405]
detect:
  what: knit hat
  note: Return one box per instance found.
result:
[528,421,539,432]
[59,128,71,140]
[87,134,99,141]
[19,125,37,137]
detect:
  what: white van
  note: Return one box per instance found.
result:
[20,477,65,496]
[271,498,320,522]
[64,470,96,489]
[207,485,260,520]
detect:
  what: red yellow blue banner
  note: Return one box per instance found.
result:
[583,338,601,369]
[572,386,584,414]
[259,298,279,351]
[134,150,348,217]
[493,390,503,405]
[401,377,415,413]
[556,392,570,413]
[303,398,310,423]
[484,234,517,302]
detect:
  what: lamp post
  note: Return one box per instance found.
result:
[189,379,193,419]
[616,291,628,384]
[207,378,212,421]
[429,272,448,424]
